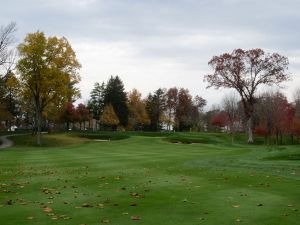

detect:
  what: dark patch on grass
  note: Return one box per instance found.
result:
[9,133,86,147]
[71,131,130,141]
[264,154,300,161]
[165,137,207,144]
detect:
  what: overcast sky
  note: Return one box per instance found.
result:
[1,0,300,107]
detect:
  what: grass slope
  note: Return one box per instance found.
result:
[0,132,299,225]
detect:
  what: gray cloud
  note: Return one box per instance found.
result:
[1,0,300,106]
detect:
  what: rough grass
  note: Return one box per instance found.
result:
[0,132,299,225]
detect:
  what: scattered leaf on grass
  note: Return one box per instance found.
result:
[27,217,34,220]
[131,215,141,220]
[130,202,137,206]
[101,218,110,223]
[97,203,104,208]
[82,203,93,208]
[232,204,240,208]
[43,207,53,213]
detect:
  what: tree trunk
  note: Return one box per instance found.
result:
[247,117,254,143]
[36,107,42,146]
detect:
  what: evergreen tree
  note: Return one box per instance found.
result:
[103,76,128,127]
[88,82,105,120]
[146,88,166,131]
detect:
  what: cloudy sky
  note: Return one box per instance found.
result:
[2,0,300,107]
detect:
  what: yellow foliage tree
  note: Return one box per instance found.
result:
[17,31,81,145]
[101,104,119,130]
[127,89,150,130]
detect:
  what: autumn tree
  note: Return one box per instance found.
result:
[60,102,76,131]
[255,91,293,144]
[165,88,206,131]
[204,48,290,143]
[101,104,119,130]
[17,31,81,145]
[103,76,128,128]
[175,88,194,131]
[294,88,300,118]
[211,111,229,131]
[88,82,105,130]
[3,71,21,130]
[127,89,149,130]
[76,103,89,130]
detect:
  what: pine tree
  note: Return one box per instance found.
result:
[88,82,105,119]
[146,88,166,131]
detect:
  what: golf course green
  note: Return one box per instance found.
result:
[0,132,299,225]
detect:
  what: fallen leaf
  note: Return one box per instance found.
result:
[131,215,141,220]
[232,204,240,208]
[43,207,53,213]
[130,202,137,206]
[97,203,104,208]
[82,203,93,208]
[101,218,110,223]
[27,216,34,220]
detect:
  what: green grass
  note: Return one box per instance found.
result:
[0,132,299,225]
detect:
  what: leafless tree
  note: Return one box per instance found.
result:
[222,93,240,144]
[0,22,17,75]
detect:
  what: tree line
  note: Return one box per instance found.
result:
[207,90,300,144]
[60,75,207,132]
[0,22,299,145]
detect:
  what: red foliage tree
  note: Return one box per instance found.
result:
[60,102,76,130]
[76,103,90,130]
[211,111,229,130]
